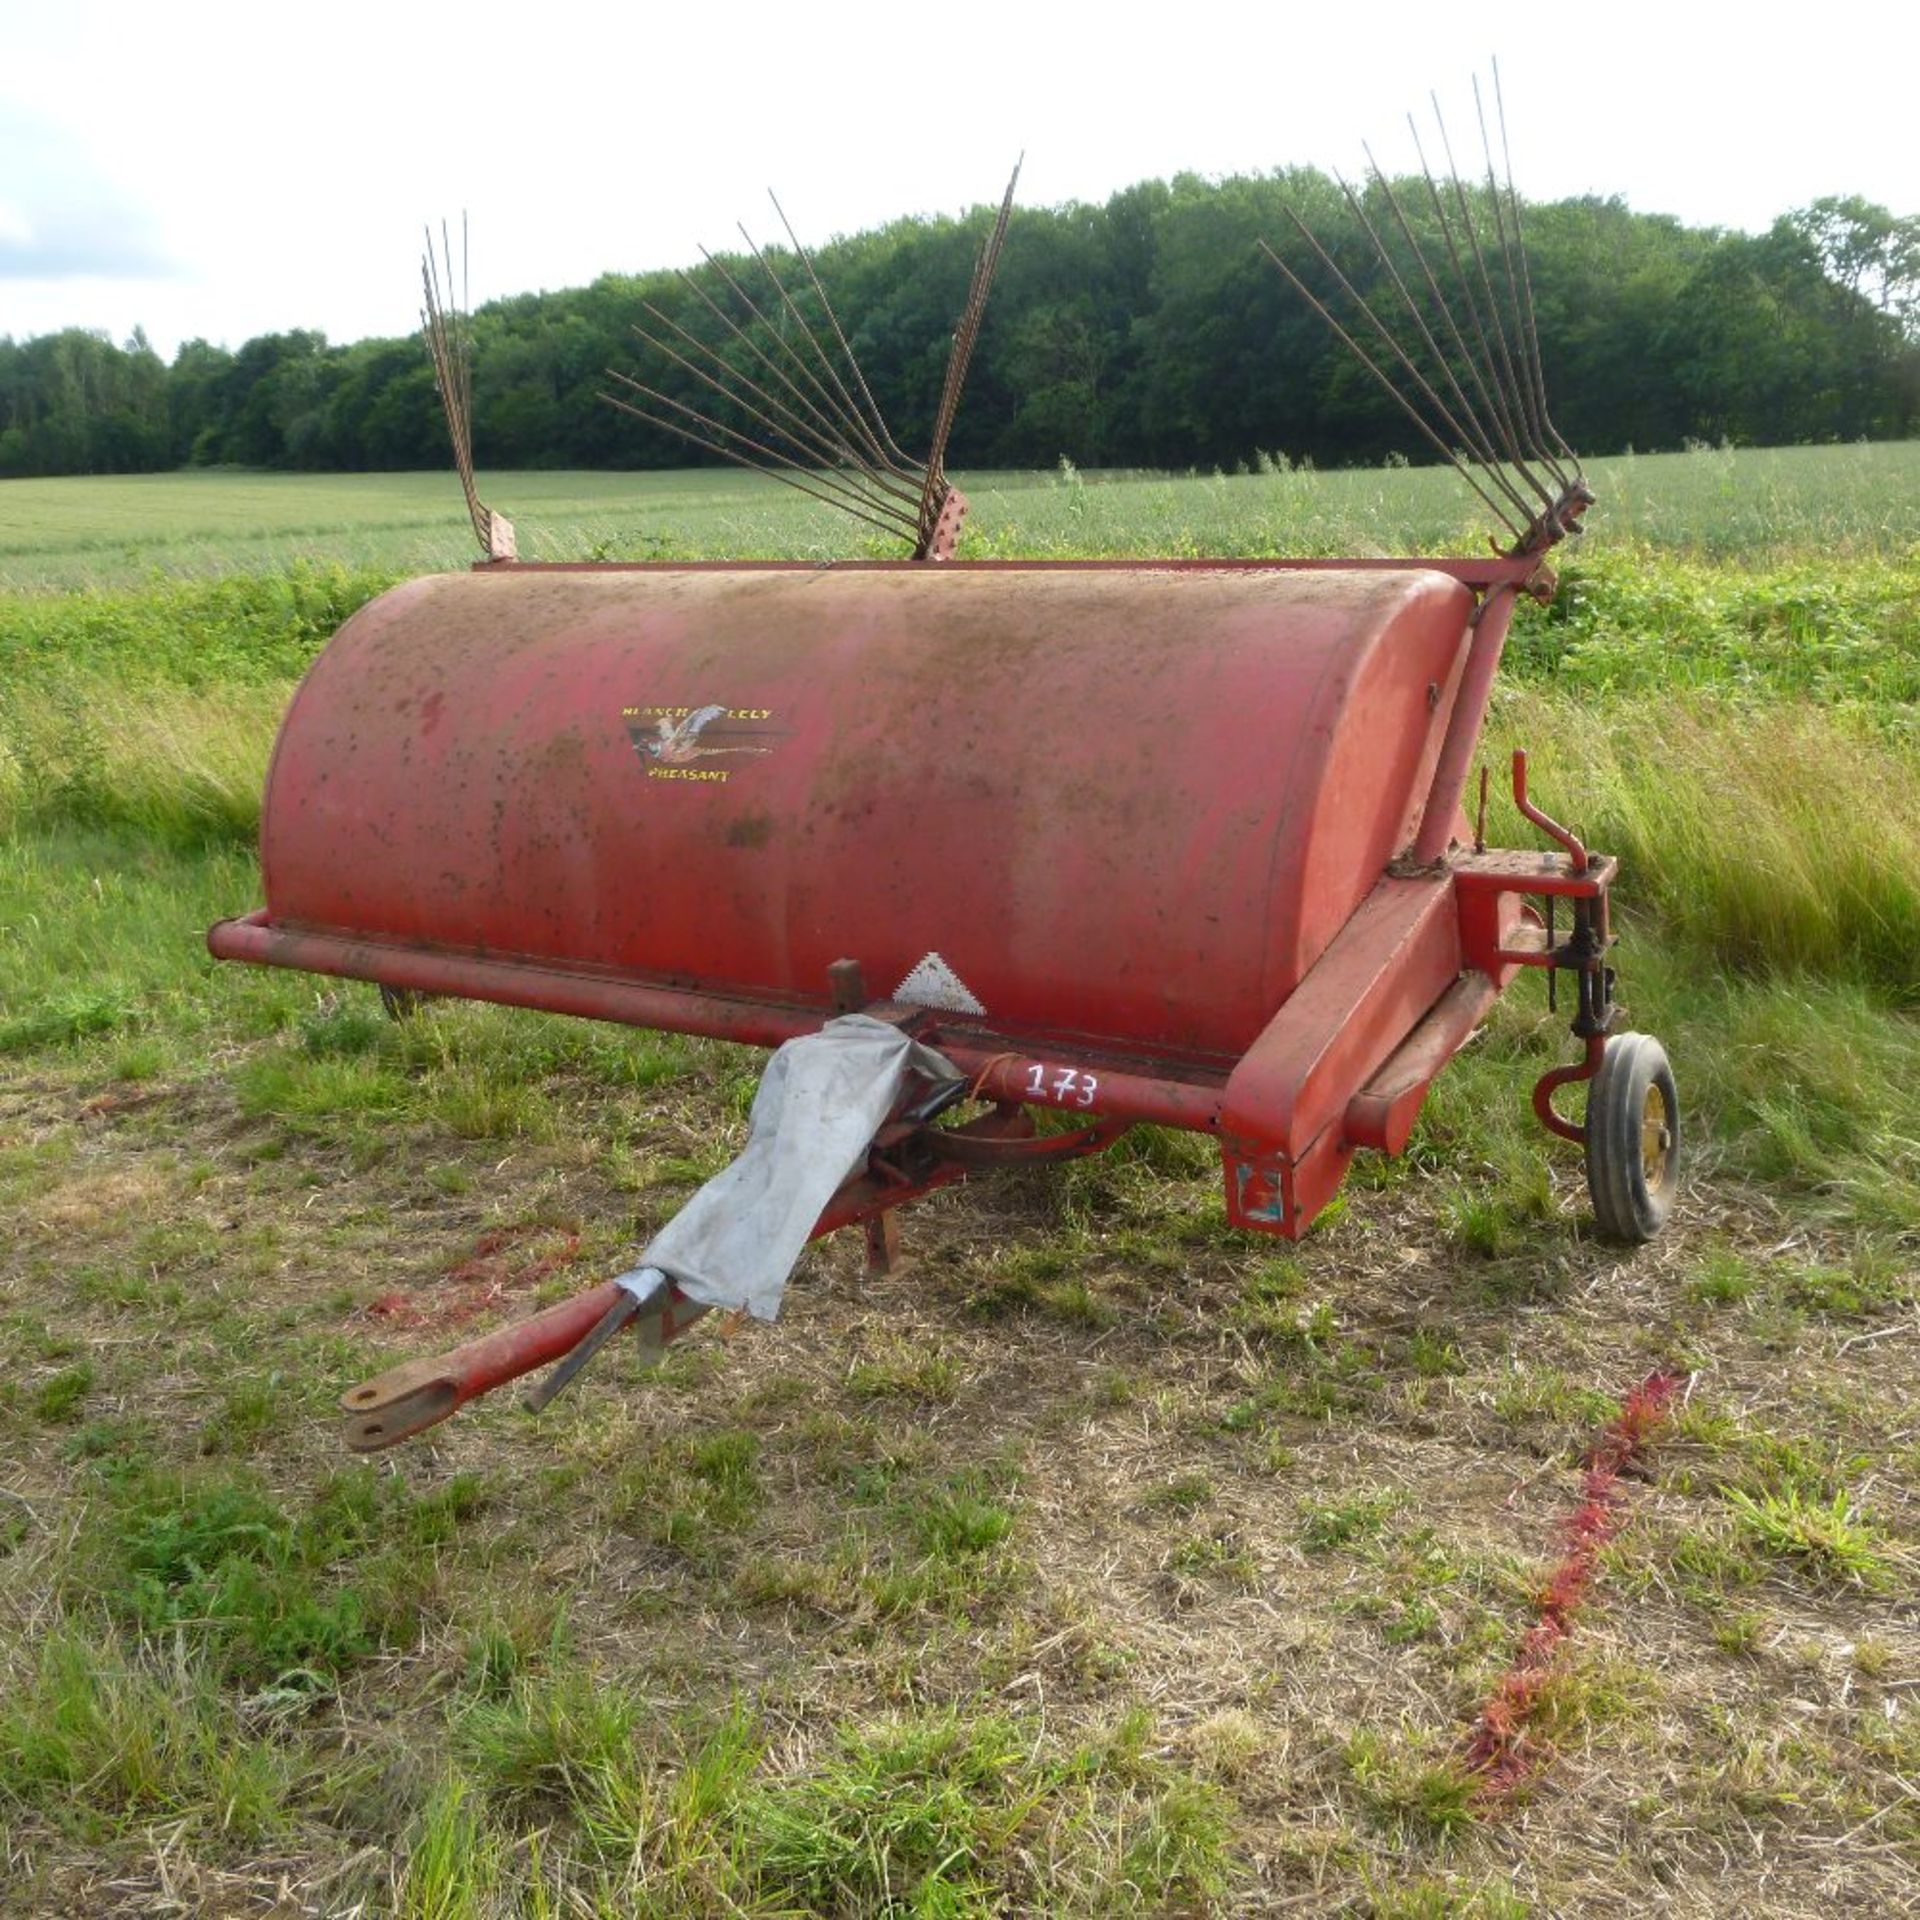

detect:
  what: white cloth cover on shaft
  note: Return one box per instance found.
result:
[613,1014,956,1322]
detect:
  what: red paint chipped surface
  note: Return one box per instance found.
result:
[1463,1368,1685,1797]
[356,1225,585,1336]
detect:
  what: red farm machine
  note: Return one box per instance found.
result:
[209,84,1680,1451]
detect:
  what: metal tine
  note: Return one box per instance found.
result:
[629,307,922,511]
[1266,210,1535,534]
[736,220,916,482]
[1264,74,1589,551]
[1492,60,1580,471]
[455,216,474,440]
[691,243,924,502]
[665,265,926,511]
[1403,114,1549,504]
[602,431,917,543]
[1257,236,1527,542]
[1355,144,1544,518]
[1484,67,1572,479]
[1332,166,1540,529]
[602,395,923,544]
[620,379,921,537]
[1426,96,1554,504]
[768,190,920,475]
[602,376,922,539]
[919,158,1022,547]
[1473,75,1572,488]
[607,172,1022,556]
[1470,77,1549,468]
[421,218,489,554]
[421,239,460,493]
[449,259,478,513]
[1407,142,1554,519]
[924,207,1001,488]
[606,200,936,552]
[432,221,475,456]
[1420,96,1536,479]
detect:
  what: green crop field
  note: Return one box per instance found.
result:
[1,451,1918,1916]
[3,438,1919,589]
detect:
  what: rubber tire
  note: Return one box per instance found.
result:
[1584,1031,1680,1244]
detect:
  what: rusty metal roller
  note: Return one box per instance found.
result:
[246,563,1472,1064]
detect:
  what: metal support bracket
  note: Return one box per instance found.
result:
[1454,751,1621,1146]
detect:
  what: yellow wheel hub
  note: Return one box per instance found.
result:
[1640,1085,1675,1194]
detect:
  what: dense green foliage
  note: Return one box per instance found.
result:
[2,184,1915,480]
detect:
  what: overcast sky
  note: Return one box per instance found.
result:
[4,0,1915,359]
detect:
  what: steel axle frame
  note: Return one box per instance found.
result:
[312,749,1623,1452]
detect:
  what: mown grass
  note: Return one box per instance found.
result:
[2,454,1918,1913]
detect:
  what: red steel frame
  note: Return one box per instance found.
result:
[208,554,1619,1445]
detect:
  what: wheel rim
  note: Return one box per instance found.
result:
[1640,1083,1675,1197]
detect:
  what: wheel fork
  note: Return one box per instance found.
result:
[1510,751,1618,1144]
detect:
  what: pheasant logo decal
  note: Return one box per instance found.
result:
[636,705,774,766]
[623,702,786,784]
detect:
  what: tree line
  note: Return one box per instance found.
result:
[2,176,1915,481]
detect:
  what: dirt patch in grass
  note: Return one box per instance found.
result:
[2,991,1916,1914]
[363,1222,591,1335]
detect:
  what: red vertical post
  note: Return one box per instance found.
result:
[1412,584,1521,867]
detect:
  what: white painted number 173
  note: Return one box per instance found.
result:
[1025,1062,1099,1108]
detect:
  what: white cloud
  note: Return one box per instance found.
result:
[0,103,176,283]
[2,0,1915,355]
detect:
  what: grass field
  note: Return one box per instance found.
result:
[2,438,1918,590]
[1,450,1918,1915]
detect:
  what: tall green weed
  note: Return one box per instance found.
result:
[1492,691,1920,1001]
[0,562,390,685]
[2,550,1915,984]
[1511,552,1920,709]
[0,673,283,846]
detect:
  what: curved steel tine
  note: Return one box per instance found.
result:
[1473,75,1571,487]
[1333,165,1538,528]
[768,190,918,472]
[1492,59,1581,472]
[421,216,490,555]
[630,310,922,510]
[1428,95,1554,507]
[1407,113,1549,505]
[664,269,924,508]
[746,212,912,479]
[1259,236,1526,542]
[919,158,1023,550]
[1264,71,1589,555]
[601,379,921,540]
[1358,145,1540,514]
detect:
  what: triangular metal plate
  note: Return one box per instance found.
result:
[892,951,987,1017]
